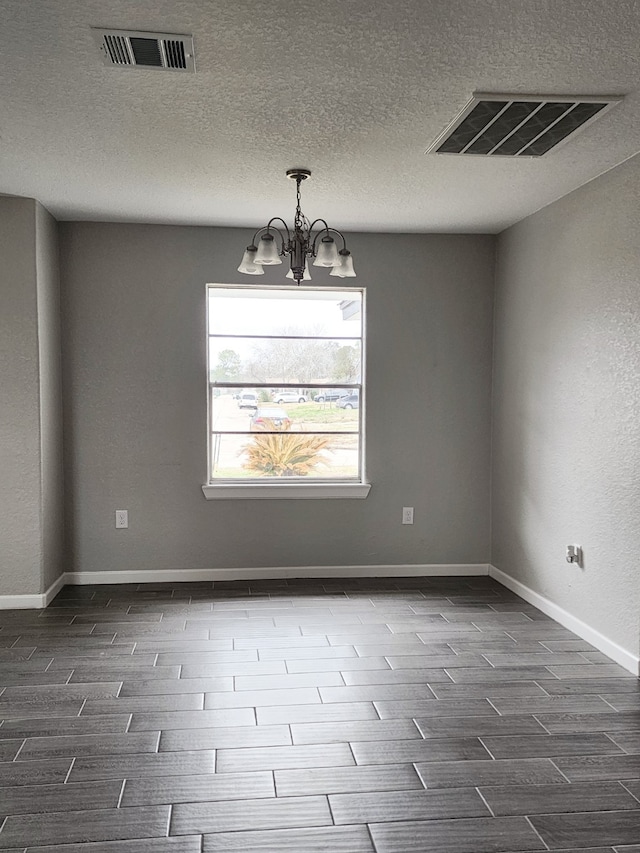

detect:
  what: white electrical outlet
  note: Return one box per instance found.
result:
[402,507,414,525]
[115,510,129,529]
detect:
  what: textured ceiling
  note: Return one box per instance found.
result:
[1,0,640,232]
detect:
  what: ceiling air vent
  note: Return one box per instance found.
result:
[428,93,621,157]
[92,29,195,72]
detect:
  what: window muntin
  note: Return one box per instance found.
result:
[207,285,364,483]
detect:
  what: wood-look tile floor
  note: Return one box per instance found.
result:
[0,576,639,852]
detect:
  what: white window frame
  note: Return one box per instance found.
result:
[202,283,370,500]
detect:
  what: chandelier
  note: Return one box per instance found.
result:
[237,169,356,284]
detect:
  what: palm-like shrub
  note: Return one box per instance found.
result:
[243,433,330,477]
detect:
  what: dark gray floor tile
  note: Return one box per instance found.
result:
[46,653,156,670]
[160,724,291,752]
[448,666,559,682]
[377,697,497,719]
[291,719,421,745]
[233,637,330,650]
[330,787,490,824]
[122,770,274,805]
[481,733,624,759]
[202,824,374,852]
[0,700,84,720]
[601,694,640,711]
[17,731,160,760]
[430,681,548,699]
[541,639,599,652]
[342,668,451,686]
[205,687,320,709]
[132,639,231,652]
[68,749,215,781]
[554,754,640,781]
[0,671,73,688]
[480,781,640,816]
[0,759,72,787]
[81,694,204,715]
[216,742,354,772]
[548,664,633,679]
[68,665,180,683]
[257,701,377,725]
[0,716,130,740]
[21,839,202,853]
[0,740,23,761]
[285,656,390,673]
[1,683,121,703]
[350,737,491,765]
[128,707,255,731]
[529,810,640,849]
[416,714,547,739]
[608,731,640,753]
[275,763,421,796]
[119,676,233,695]
[542,679,640,695]
[485,652,593,667]
[622,779,640,799]
[258,644,357,660]
[171,795,332,834]
[234,672,343,690]
[490,696,613,715]
[369,815,545,852]
[387,654,492,669]
[537,711,640,734]
[181,661,287,678]
[155,650,258,665]
[319,684,436,703]
[0,805,170,848]
[0,780,122,815]
[415,757,568,788]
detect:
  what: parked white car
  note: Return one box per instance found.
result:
[273,391,307,404]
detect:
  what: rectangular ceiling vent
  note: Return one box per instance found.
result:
[428,93,621,157]
[92,29,195,72]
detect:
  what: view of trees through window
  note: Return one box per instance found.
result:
[207,285,364,481]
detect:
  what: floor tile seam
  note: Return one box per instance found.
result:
[619,781,640,804]
[523,813,552,850]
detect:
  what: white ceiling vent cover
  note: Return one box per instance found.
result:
[428,93,622,157]
[92,29,195,72]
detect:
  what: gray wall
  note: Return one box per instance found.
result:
[36,203,65,590]
[0,197,63,595]
[492,153,640,657]
[60,224,495,575]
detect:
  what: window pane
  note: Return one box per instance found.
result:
[208,287,362,338]
[211,431,360,480]
[211,389,360,434]
[208,338,361,386]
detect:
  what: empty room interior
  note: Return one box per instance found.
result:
[1,1,640,851]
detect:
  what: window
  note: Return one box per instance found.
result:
[202,284,369,499]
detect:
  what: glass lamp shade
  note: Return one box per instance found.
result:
[237,246,264,275]
[329,249,356,278]
[313,236,340,267]
[286,260,312,280]
[254,234,282,265]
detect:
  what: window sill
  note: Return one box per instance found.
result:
[202,482,371,500]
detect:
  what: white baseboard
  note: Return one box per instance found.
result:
[0,572,66,610]
[64,563,490,585]
[489,564,640,677]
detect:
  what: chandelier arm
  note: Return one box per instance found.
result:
[266,217,292,242]
[252,223,288,254]
[310,226,349,254]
